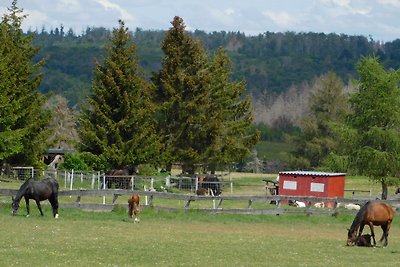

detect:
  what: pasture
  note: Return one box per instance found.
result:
[1,174,400,266]
[0,203,400,266]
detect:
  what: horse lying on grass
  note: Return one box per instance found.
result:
[356,234,372,247]
[128,194,140,223]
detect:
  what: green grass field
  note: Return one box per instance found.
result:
[1,174,399,266]
[0,204,399,267]
[255,141,293,161]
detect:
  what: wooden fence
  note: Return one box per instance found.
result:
[2,188,400,215]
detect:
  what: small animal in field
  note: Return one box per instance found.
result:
[314,202,325,208]
[289,200,306,207]
[356,234,372,247]
[347,201,395,247]
[345,203,361,210]
[128,194,140,223]
[196,188,209,196]
[12,178,59,218]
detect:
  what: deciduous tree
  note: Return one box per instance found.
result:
[342,57,400,199]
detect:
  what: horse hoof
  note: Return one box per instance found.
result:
[55,214,59,219]
[26,214,30,218]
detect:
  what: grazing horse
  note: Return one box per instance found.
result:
[347,201,394,247]
[128,194,140,223]
[12,178,59,218]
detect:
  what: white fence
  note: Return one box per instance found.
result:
[4,168,230,194]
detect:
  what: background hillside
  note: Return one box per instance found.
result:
[32,27,400,113]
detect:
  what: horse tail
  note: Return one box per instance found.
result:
[349,201,371,234]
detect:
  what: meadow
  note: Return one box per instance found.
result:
[0,204,399,267]
[1,174,399,266]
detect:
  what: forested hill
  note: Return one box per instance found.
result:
[31,27,400,108]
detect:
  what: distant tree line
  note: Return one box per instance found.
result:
[27,21,400,109]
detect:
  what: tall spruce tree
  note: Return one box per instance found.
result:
[152,17,259,173]
[78,20,161,170]
[205,48,259,172]
[0,1,51,167]
[151,16,210,174]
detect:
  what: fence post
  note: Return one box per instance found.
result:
[97,172,100,190]
[64,170,67,189]
[102,174,106,204]
[69,170,74,190]
[91,173,95,189]
[195,177,198,191]
[144,185,148,205]
[166,175,170,189]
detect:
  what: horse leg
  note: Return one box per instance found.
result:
[381,221,392,247]
[368,223,377,246]
[49,195,59,218]
[24,197,30,217]
[35,200,44,216]
[380,224,388,246]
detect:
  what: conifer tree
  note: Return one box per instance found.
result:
[0,0,51,166]
[205,48,260,172]
[152,16,210,173]
[152,17,259,173]
[78,20,161,170]
[287,72,348,169]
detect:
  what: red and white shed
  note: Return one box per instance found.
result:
[278,171,346,207]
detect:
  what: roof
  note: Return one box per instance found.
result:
[279,171,346,177]
[46,148,76,155]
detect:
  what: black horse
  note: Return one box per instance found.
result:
[104,165,138,189]
[12,178,59,218]
[199,175,222,196]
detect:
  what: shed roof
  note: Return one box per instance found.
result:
[279,171,346,177]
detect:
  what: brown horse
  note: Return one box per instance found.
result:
[128,194,140,223]
[347,201,394,247]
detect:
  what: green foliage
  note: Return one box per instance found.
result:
[78,20,162,170]
[0,1,52,167]
[23,24,400,109]
[59,153,89,171]
[152,17,258,173]
[287,72,348,169]
[338,56,400,199]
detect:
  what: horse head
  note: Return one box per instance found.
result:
[346,228,358,246]
[11,196,19,216]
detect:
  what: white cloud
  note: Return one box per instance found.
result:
[319,0,371,16]
[262,11,296,27]
[378,0,400,8]
[95,0,135,23]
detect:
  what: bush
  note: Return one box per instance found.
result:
[59,153,89,171]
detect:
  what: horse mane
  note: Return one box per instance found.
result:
[14,178,33,202]
[349,201,371,234]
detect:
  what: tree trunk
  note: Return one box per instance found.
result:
[381,181,388,200]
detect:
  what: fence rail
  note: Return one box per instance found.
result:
[1,188,399,215]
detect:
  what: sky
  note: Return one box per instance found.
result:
[1,0,400,42]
